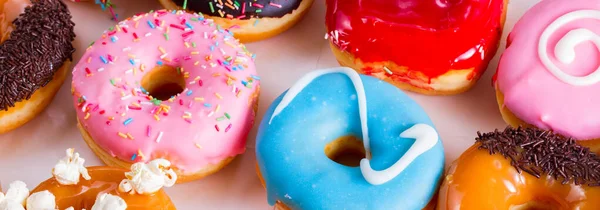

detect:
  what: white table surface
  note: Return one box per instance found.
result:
[0,0,541,209]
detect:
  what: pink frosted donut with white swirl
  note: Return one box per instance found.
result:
[71,10,260,182]
[495,0,600,143]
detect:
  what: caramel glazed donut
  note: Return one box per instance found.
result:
[0,0,75,133]
[438,127,600,209]
[0,149,177,210]
[159,0,315,42]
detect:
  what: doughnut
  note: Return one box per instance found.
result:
[438,127,600,209]
[0,0,75,133]
[325,0,507,95]
[71,10,260,182]
[0,149,176,209]
[495,0,600,151]
[256,67,444,209]
[158,0,314,42]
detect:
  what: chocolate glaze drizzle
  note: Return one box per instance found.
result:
[476,127,600,186]
[0,0,75,111]
[173,0,302,20]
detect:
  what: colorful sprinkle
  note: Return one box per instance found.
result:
[383,66,393,75]
[156,131,164,143]
[147,20,156,28]
[137,149,145,160]
[209,2,215,13]
[100,56,108,64]
[215,93,223,99]
[117,132,128,139]
[269,2,282,8]
[185,22,194,29]
[123,118,133,125]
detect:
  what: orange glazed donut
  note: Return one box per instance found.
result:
[27,149,176,209]
[0,0,75,133]
[438,127,600,209]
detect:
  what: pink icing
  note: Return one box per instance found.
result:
[496,0,600,140]
[72,10,260,172]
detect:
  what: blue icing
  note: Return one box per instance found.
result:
[256,70,445,210]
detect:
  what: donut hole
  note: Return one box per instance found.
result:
[141,65,186,101]
[324,136,366,167]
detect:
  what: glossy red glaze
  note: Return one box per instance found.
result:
[325,0,505,80]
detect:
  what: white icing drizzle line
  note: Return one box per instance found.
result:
[269,67,371,154]
[539,10,600,86]
[360,124,438,185]
[268,67,438,185]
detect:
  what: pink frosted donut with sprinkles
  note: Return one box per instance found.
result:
[71,10,260,183]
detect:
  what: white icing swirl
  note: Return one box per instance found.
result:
[268,67,438,185]
[52,148,91,185]
[26,191,56,210]
[539,10,600,86]
[91,193,126,210]
[118,158,177,194]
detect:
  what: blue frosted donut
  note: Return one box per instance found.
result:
[256,67,445,209]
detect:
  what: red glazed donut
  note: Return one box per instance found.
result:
[325,0,507,95]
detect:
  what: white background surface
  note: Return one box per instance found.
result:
[0,0,541,209]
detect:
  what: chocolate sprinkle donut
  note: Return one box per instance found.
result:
[476,126,600,186]
[0,0,75,111]
[173,0,303,20]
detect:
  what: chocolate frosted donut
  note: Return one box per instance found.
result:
[159,0,314,42]
[0,0,75,133]
[172,0,302,19]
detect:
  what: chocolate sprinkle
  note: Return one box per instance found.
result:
[476,126,600,186]
[0,0,75,110]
